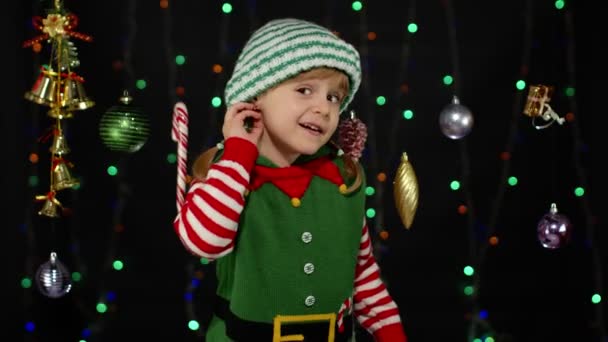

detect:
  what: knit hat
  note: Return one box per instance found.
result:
[224,18,361,113]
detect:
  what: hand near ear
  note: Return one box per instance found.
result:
[222,102,264,147]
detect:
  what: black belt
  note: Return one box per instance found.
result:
[214,296,353,341]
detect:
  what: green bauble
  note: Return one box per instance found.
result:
[99,91,150,153]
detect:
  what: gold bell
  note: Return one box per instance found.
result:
[24,69,60,106]
[38,198,61,218]
[49,130,70,155]
[523,85,554,118]
[61,75,95,111]
[52,158,80,191]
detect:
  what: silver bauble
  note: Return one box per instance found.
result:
[35,252,72,298]
[439,95,474,139]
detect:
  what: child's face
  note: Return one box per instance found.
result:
[254,69,347,164]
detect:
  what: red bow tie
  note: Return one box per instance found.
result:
[249,156,345,200]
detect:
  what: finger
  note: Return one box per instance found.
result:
[234,110,262,123]
[237,112,261,133]
[225,102,256,121]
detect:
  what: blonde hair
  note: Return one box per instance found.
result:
[340,156,363,194]
[191,146,220,180]
[328,141,363,194]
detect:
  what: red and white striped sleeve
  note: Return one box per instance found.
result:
[353,220,407,342]
[173,137,258,261]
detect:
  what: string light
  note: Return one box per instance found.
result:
[377,172,386,182]
[563,4,605,332]
[173,1,252,338]
[439,1,489,340]
[443,75,453,85]
[349,0,394,268]
[407,23,418,33]
[380,3,421,192]
[458,205,468,215]
[221,2,233,14]
[64,1,148,336]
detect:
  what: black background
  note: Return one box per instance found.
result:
[7,1,606,341]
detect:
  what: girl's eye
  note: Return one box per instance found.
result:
[327,94,341,103]
[297,88,312,95]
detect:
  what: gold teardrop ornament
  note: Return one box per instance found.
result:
[393,152,419,229]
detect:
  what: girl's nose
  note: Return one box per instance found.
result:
[312,96,330,118]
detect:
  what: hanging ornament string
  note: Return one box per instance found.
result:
[171,102,189,211]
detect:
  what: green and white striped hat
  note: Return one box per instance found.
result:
[224,18,361,113]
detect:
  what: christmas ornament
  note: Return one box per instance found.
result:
[24,53,94,117]
[393,152,419,229]
[36,192,62,218]
[49,128,70,155]
[338,110,368,162]
[23,1,94,217]
[537,203,573,249]
[35,252,72,298]
[24,67,59,106]
[439,95,474,140]
[99,90,150,153]
[523,84,565,129]
[50,156,79,191]
[58,72,94,112]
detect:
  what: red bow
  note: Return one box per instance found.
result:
[23,13,93,48]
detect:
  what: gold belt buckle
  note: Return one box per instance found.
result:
[272,313,336,342]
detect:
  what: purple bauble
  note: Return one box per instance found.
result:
[537,203,573,249]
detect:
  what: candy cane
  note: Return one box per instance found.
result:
[171,102,189,211]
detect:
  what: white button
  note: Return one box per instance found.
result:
[301,232,312,243]
[303,263,315,274]
[304,295,316,307]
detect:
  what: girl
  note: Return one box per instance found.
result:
[174,18,407,342]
